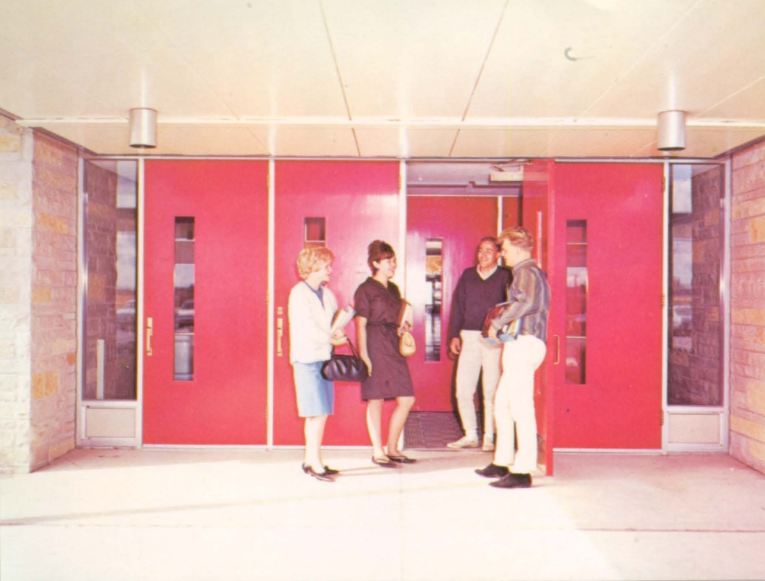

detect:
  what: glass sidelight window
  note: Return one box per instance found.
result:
[667,164,724,406]
[174,218,195,381]
[425,239,443,361]
[304,217,326,248]
[566,220,587,384]
[82,160,138,400]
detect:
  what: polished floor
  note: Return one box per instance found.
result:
[2,448,765,581]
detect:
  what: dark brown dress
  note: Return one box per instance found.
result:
[354,277,415,401]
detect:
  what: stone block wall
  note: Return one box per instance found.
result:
[30,133,78,471]
[0,116,34,473]
[730,139,765,474]
[0,116,79,474]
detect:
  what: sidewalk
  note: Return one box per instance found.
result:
[2,448,765,581]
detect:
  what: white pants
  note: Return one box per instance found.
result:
[455,330,502,439]
[493,335,547,473]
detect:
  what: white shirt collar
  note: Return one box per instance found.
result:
[477,265,498,280]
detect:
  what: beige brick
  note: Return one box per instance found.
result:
[52,339,75,355]
[36,213,70,235]
[749,439,765,466]
[32,287,52,304]
[34,166,77,193]
[0,133,22,153]
[746,380,765,415]
[31,373,45,400]
[749,216,765,244]
[0,287,21,304]
[0,228,15,248]
[44,370,59,397]
[0,342,16,359]
[731,414,765,444]
[732,309,765,326]
[47,437,74,462]
[0,182,19,200]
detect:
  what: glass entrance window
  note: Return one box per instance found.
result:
[82,160,138,400]
[667,164,724,406]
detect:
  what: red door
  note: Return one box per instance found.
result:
[550,163,663,449]
[143,161,269,444]
[405,196,498,411]
[273,161,400,445]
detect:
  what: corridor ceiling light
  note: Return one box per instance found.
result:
[129,108,157,148]
[657,110,686,151]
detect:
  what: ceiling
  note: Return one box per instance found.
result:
[2,0,764,159]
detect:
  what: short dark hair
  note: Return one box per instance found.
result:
[367,240,395,273]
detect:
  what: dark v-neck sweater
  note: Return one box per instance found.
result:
[448,266,512,340]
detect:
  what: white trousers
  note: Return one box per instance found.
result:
[455,330,502,439]
[493,335,547,473]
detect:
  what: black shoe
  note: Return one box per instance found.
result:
[303,465,335,482]
[490,473,532,489]
[388,454,416,464]
[302,463,338,475]
[475,463,509,478]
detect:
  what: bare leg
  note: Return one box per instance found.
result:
[387,396,415,456]
[304,415,328,471]
[366,399,386,459]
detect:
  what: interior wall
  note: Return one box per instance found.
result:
[730,139,765,474]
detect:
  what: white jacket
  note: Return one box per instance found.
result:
[288,282,338,364]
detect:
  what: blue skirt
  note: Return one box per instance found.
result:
[292,361,335,417]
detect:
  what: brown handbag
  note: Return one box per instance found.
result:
[399,330,416,357]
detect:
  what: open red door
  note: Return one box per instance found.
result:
[549,162,663,450]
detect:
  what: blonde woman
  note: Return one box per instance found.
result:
[288,246,347,482]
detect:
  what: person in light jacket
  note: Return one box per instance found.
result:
[288,246,347,482]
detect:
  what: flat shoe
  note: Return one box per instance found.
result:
[388,454,416,464]
[303,463,339,476]
[304,465,335,482]
[372,455,397,468]
[489,473,532,489]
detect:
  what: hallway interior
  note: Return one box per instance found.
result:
[2,448,764,581]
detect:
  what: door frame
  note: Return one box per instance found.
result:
[74,156,731,455]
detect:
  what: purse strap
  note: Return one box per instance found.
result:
[333,338,361,358]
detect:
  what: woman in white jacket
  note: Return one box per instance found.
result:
[288,246,347,482]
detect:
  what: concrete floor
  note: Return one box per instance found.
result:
[2,448,765,581]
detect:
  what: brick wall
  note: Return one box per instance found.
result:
[730,139,765,475]
[29,133,78,471]
[0,116,34,473]
[668,165,723,405]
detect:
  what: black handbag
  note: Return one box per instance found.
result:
[321,339,369,383]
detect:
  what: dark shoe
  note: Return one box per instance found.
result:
[490,473,532,489]
[323,466,339,475]
[388,454,416,464]
[304,465,335,482]
[475,463,509,478]
[372,455,397,468]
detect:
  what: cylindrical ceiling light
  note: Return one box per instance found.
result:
[129,108,157,148]
[657,110,686,151]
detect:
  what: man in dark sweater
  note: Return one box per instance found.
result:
[447,237,512,451]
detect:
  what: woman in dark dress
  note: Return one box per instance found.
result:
[355,240,416,467]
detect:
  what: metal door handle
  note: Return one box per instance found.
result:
[277,317,283,357]
[553,334,560,365]
[146,317,153,357]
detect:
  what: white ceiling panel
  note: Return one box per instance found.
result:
[452,128,553,158]
[355,128,458,158]
[584,0,765,119]
[36,123,270,156]
[466,0,697,119]
[541,126,659,157]
[633,126,765,158]
[323,0,506,119]
[701,77,765,121]
[133,0,349,118]
[264,126,359,157]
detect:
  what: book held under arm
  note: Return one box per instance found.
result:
[331,305,356,334]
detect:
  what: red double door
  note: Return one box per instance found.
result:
[142,160,664,455]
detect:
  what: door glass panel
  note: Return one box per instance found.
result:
[304,217,326,248]
[82,160,138,400]
[667,164,724,406]
[425,238,443,361]
[174,217,194,381]
[566,220,587,384]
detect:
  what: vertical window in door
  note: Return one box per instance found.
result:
[566,220,587,384]
[425,239,443,361]
[304,217,326,248]
[174,218,195,381]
